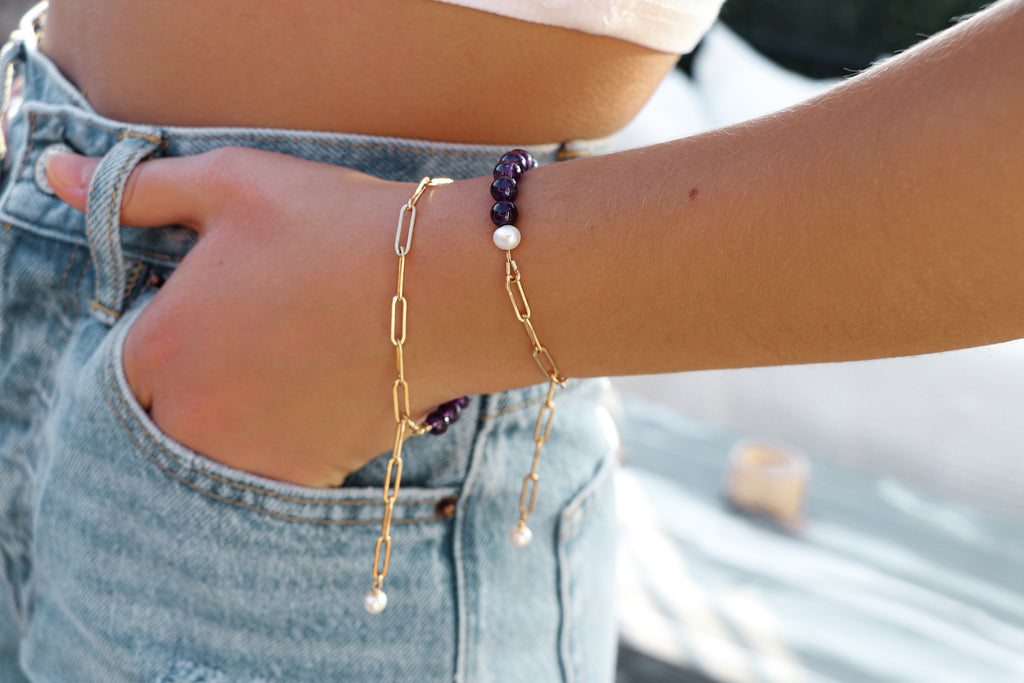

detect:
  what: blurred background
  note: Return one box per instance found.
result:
[0,0,28,38]
[719,0,989,77]
[3,1,1020,682]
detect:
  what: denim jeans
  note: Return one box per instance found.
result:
[0,5,618,681]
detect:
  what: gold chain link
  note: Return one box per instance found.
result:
[503,252,567,544]
[366,176,451,614]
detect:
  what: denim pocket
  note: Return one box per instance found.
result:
[22,298,462,680]
[557,450,618,683]
[97,300,458,525]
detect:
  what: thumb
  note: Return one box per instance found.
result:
[45,151,95,212]
[46,151,206,230]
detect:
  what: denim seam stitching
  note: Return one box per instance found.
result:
[123,260,143,299]
[556,453,615,683]
[19,111,39,185]
[25,111,501,159]
[162,133,498,159]
[58,243,77,314]
[89,299,119,319]
[557,455,614,542]
[119,130,162,145]
[478,380,584,421]
[69,259,87,316]
[451,410,498,683]
[103,148,138,302]
[123,248,184,263]
[103,325,452,506]
[101,353,444,522]
[0,218,187,264]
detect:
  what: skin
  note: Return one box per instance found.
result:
[41,0,679,143]
[40,0,1024,486]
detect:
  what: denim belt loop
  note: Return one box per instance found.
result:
[86,131,162,325]
[0,36,25,164]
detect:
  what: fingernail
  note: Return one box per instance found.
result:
[45,151,97,196]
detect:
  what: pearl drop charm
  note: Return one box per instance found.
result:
[509,524,533,547]
[493,225,522,251]
[364,588,388,614]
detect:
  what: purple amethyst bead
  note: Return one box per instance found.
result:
[490,176,518,202]
[491,201,518,227]
[493,160,523,181]
[500,151,528,170]
[507,148,536,170]
[427,398,469,435]
[427,410,449,435]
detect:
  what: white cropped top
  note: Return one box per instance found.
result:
[431,0,725,53]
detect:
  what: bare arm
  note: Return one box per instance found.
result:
[46,0,1024,485]
[422,0,1024,391]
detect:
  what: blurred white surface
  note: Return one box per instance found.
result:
[614,399,1024,682]
[610,23,840,151]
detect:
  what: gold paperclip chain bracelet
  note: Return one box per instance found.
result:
[364,176,451,615]
[503,252,567,547]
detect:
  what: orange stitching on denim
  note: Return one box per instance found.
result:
[10,116,186,265]
[118,130,162,145]
[160,132,497,159]
[197,466,389,507]
[90,299,120,320]
[126,249,183,263]
[25,112,505,161]
[102,352,443,515]
[104,149,139,303]
[482,399,538,421]
[123,259,143,297]
[479,380,582,421]
[101,371,441,525]
[556,144,591,160]
[59,244,77,286]
[65,122,106,314]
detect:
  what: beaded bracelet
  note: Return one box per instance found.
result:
[490,149,568,548]
[365,176,459,615]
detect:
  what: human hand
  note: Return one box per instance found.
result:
[46,147,451,487]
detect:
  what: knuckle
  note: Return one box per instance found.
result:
[195,146,250,193]
[194,147,275,217]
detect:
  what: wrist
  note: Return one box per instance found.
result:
[402,173,542,402]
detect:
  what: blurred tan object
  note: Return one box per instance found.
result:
[726,440,809,529]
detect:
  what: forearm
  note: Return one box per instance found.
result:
[414,0,1024,398]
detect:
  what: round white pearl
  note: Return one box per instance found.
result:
[492,225,522,251]
[509,525,533,547]
[364,588,388,614]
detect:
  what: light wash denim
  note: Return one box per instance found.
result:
[0,5,618,681]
